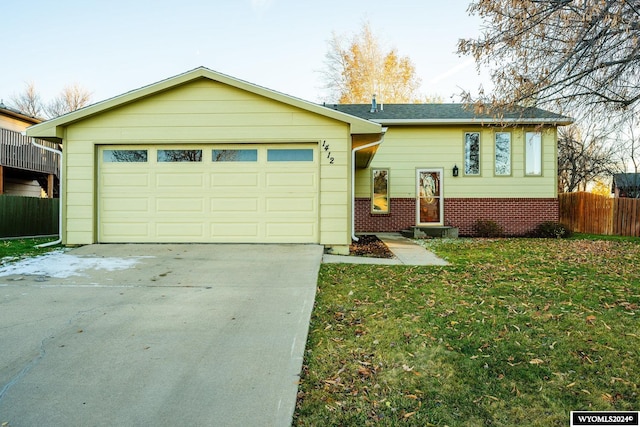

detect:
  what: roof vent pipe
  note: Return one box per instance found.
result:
[370,94,377,113]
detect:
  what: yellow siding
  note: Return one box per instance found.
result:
[62,79,352,246]
[356,126,558,199]
[0,115,33,132]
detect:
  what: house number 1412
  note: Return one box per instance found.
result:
[322,140,334,164]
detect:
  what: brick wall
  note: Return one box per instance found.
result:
[355,198,415,232]
[355,197,559,236]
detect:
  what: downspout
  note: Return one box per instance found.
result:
[351,128,387,242]
[29,137,63,247]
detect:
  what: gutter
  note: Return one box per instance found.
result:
[28,137,63,248]
[371,118,574,126]
[351,128,387,242]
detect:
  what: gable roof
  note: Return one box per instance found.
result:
[26,67,382,139]
[613,173,640,189]
[0,102,42,126]
[327,103,573,126]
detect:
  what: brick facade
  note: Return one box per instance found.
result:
[355,197,559,236]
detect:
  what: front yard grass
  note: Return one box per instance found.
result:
[294,238,640,426]
[0,238,60,264]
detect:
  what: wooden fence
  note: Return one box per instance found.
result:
[0,195,59,238]
[559,192,640,237]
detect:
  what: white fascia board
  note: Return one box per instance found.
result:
[372,118,574,126]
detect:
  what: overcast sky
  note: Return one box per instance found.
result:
[2,0,491,108]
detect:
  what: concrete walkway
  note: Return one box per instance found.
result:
[322,233,449,266]
[0,243,323,427]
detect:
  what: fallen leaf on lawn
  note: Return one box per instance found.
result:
[405,394,419,400]
[529,358,544,365]
[566,382,576,388]
[403,411,416,419]
[402,364,413,372]
[586,315,596,325]
[357,366,372,377]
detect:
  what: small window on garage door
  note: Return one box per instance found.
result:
[158,149,203,162]
[212,149,258,162]
[267,149,314,162]
[103,149,148,162]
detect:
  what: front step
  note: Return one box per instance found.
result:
[401,226,459,239]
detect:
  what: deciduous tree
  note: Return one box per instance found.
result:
[323,23,422,103]
[10,82,92,119]
[558,123,618,192]
[45,83,93,118]
[458,0,640,113]
[10,82,44,118]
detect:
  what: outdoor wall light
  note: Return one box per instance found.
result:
[453,165,459,177]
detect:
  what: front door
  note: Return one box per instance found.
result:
[416,168,443,225]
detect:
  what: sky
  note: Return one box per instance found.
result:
[2,0,491,109]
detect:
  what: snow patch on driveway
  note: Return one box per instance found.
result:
[0,250,151,279]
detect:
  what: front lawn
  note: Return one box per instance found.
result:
[294,238,640,426]
[0,238,60,264]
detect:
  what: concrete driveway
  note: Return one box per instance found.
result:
[0,243,323,427]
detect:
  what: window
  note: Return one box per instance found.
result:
[371,169,389,214]
[103,150,147,162]
[212,149,257,162]
[157,150,202,162]
[495,132,511,175]
[464,132,480,175]
[525,132,542,175]
[267,149,313,162]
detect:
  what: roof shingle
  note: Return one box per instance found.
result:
[323,103,573,125]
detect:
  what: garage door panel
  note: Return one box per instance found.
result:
[102,173,150,188]
[157,173,205,188]
[210,198,259,213]
[102,222,151,238]
[99,144,318,243]
[211,173,259,187]
[266,172,315,188]
[156,198,205,213]
[102,198,150,213]
[211,222,260,237]
[266,197,315,212]
[266,222,316,239]
[156,222,204,237]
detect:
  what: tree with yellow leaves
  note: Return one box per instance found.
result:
[323,22,422,104]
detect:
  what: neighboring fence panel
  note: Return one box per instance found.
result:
[0,195,59,238]
[559,192,640,237]
[614,197,640,237]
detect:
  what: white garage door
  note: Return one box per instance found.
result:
[98,144,319,243]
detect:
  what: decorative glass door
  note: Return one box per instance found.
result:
[416,169,443,225]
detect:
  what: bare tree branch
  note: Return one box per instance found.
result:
[45,83,93,118]
[10,81,44,118]
[459,0,640,114]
